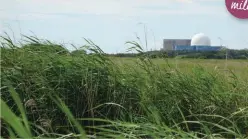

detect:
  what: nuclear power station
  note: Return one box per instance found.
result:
[162,33,223,51]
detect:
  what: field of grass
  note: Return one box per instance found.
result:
[113,57,248,80]
[1,36,248,138]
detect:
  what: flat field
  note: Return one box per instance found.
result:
[113,57,248,79]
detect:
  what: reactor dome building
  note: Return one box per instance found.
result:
[191,33,211,46]
[162,33,222,51]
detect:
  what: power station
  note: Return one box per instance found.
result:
[162,33,223,51]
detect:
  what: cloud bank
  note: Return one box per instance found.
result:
[0,0,226,21]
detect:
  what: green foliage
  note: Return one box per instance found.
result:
[71,49,87,56]
[1,34,248,138]
[109,49,248,60]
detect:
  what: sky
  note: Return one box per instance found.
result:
[0,0,248,53]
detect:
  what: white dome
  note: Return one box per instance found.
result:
[191,33,211,46]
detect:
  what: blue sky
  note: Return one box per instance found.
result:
[1,0,248,53]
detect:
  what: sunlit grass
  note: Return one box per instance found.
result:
[1,34,248,138]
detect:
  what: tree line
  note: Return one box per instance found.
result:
[107,49,248,59]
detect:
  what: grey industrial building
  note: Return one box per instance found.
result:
[162,33,223,51]
[163,39,191,51]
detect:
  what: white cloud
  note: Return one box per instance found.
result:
[0,0,225,21]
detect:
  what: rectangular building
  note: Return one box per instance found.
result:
[174,45,222,51]
[163,39,191,51]
[195,46,222,51]
[174,45,195,51]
